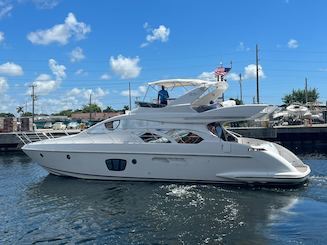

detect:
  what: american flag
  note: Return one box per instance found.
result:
[214,67,231,77]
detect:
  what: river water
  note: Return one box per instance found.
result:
[1,152,327,244]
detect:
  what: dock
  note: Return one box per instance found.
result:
[230,124,327,154]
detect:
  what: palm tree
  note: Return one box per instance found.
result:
[16,106,24,116]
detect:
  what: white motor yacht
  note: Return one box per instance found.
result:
[22,79,310,186]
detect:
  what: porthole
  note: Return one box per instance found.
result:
[40,153,44,158]
[66,155,71,160]
[105,159,127,171]
[132,159,137,164]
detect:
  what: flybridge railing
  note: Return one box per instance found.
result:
[15,130,72,145]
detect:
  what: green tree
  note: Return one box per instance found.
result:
[16,106,24,116]
[82,103,102,113]
[0,112,15,117]
[123,105,130,111]
[282,88,319,105]
[103,106,116,112]
[22,112,33,117]
[53,109,73,117]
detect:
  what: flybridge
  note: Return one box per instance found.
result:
[137,78,228,109]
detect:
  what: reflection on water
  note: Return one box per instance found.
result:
[0,152,327,244]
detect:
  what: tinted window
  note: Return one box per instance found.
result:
[105,159,127,171]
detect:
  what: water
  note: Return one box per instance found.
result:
[1,152,327,244]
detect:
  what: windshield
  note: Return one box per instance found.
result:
[207,122,238,142]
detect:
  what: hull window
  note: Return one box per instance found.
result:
[105,159,127,171]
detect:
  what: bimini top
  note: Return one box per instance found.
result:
[148,79,217,88]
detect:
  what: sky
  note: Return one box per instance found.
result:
[0,0,327,114]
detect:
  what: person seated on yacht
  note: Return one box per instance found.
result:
[207,122,225,140]
[157,86,169,105]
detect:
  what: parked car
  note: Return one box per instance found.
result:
[67,122,80,129]
[43,122,53,129]
[52,122,67,130]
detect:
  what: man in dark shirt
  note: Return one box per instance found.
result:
[157,85,169,105]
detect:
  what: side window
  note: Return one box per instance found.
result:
[167,130,203,144]
[140,132,171,143]
[105,120,120,130]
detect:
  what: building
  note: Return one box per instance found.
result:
[71,112,123,121]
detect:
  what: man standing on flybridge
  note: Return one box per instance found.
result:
[158,85,169,105]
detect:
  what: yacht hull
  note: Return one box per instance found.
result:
[22,145,310,186]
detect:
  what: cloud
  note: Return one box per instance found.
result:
[121,86,146,97]
[0,1,13,19]
[288,39,299,49]
[70,46,85,62]
[141,23,170,47]
[243,64,265,79]
[0,94,16,112]
[68,87,108,100]
[0,76,8,93]
[198,71,241,82]
[75,69,87,76]
[33,86,109,114]
[110,55,141,79]
[66,87,81,96]
[146,25,170,42]
[27,59,66,95]
[0,31,4,43]
[237,42,250,51]
[27,12,91,45]
[35,97,79,114]
[49,58,66,80]
[198,71,216,82]
[30,73,59,95]
[32,0,60,9]
[93,87,107,97]
[100,73,111,80]
[226,72,240,81]
[0,62,23,76]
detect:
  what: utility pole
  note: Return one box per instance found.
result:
[89,92,92,122]
[256,44,260,104]
[29,84,37,128]
[128,82,132,110]
[239,73,243,103]
[305,77,308,104]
